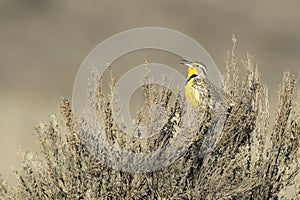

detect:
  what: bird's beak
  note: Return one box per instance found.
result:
[180,59,193,67]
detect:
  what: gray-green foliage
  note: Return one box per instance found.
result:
[1,39,300,199]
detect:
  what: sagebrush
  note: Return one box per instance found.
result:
[1,38,300,199]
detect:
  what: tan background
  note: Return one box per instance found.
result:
[1,0,300,184]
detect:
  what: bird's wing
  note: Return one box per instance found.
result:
[193,78,233,111]
[193,78,224,100]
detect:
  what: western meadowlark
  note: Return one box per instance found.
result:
[181,59,234,115]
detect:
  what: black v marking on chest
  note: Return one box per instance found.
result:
[186,74,198,84]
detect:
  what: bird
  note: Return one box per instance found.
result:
[181,60,235,158]
[181,59,234,115]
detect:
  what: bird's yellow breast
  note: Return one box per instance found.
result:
[185,67,200,107]
[185,79,199,107]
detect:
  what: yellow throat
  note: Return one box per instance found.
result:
[185,67,199,107]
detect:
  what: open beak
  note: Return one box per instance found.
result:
[180,59,193,67]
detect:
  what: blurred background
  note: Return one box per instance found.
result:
[1,0,300,184]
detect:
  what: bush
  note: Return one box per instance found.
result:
[1,38,300,199]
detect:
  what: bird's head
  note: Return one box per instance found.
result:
[181,60,207,77]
